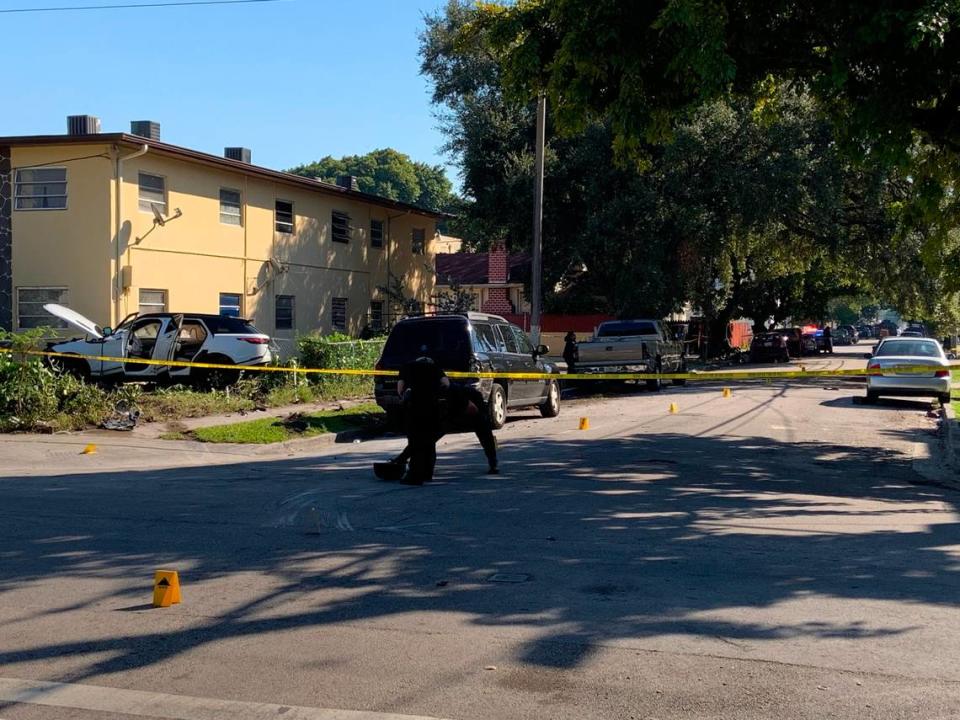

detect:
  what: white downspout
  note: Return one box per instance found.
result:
[114,144,148,325]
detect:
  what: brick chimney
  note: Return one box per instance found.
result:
[487,242,509,284]
[482,242,515,315]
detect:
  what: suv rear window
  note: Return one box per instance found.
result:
[597,321,657,337]
[381,317,472,369]
[203,316,261,334]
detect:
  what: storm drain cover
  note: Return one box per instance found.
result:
[488,572,531,583]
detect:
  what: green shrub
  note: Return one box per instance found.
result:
[297,333,385,399]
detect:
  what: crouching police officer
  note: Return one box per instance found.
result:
[397,356,449,485]
[382,371,499,484]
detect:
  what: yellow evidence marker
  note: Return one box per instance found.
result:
[579,417,590,430]
[153,569,182,608]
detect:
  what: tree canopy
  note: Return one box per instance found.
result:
[420,1,960,333]
[471,0,960,165]
[288,148,457,213]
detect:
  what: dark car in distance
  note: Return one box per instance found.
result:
[750,331,791,363]
[374,312,562,429]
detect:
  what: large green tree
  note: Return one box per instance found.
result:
[288,148,457,213]
[472,0,960,163]
[422,1,910,327]
[470,0,960,299]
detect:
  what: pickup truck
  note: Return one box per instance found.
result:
[575,319,687,390]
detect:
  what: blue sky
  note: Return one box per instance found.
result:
[0,0,454,177]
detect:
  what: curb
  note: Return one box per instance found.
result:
[942,404,959,473]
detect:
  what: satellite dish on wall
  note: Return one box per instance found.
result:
[269,258,288,275]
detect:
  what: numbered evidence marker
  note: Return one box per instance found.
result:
[152,569,181,608]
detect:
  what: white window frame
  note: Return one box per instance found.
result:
[138,289,167,315]
[138,172,167,214]
[369,300,384,329]
[14,167,67,211]
[16,287,68,329]
[275,199,294,234]
[219,187,243,226]
[219,292,242,318]
[275,294,295,330]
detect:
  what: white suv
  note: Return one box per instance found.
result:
[43,304,272,386]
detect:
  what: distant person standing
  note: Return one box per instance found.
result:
[823,325,833,354]
[563,331,579,375]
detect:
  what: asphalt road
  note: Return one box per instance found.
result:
[2,346,959,720]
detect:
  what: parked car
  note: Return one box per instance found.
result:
[857,324,873,339]
[749,331,791,363]
[43,304,272,386]
[833,328,854,346]
[840,325,860,343]
[575,319,687,390]
[373,312,561,430]
[770,327,814,357]
[804,328,830,354]
[899,328,925,337]
[864,337,952,405]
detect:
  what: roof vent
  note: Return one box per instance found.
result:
[336,175,360,191]
[225,147,252,164]
[67,115,101,135]
[130,120,160,141]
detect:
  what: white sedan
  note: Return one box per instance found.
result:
[865,337,953,405]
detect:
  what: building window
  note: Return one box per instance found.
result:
[219,188,242,225]
[332,211,350,244]
[370,219,384,249]
[138,289,167,315]
[370,300,383,330]
[275,295,295,330]
[332,297,347,332]
[275,200,294,233]
[412,228,425,255]
[17,287,68,329]
[14,167,67,210]
[219,292,242,318]
[138,172,166,213]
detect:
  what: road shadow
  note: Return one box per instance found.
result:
[1,420,957,684]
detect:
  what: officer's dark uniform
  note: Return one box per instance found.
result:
[388,383,499,477]
[398,357,447,485]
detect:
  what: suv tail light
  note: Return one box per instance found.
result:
[935,369,950,378]
[239,337,269,344]
[868,361,882,376]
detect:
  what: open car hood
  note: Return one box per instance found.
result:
[43,304,103,339]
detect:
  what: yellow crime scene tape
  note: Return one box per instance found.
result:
[5,348,957,383]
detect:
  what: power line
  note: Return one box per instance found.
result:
[0,0,283,14]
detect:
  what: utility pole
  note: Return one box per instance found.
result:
[531,93,546,346]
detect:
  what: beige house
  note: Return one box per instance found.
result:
[0,116,443,355]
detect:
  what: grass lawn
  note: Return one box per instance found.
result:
[164,402,384,444]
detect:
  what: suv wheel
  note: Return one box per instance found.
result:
[488,384,507,429]
[539,381,560,417]
[194,355,240,389]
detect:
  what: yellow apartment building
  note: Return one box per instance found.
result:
[0,116,443,355]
